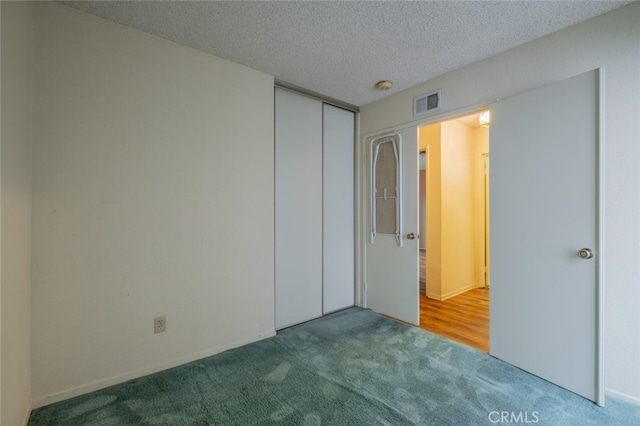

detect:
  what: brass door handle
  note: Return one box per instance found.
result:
[406,233,416,240]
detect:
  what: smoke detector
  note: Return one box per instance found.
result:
[375,80,393,91]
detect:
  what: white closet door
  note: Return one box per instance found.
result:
[323,104,355,313]
[275,88,323,329]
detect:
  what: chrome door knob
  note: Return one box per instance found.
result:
[406,233,416,240]
[578,248,593,259]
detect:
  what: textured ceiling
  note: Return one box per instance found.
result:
[61,1,630,107]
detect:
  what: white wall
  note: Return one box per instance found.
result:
[361,3,640,403]
[421,121,476,300]
[31,2,275,406]
[440,120,475,299]
[421,124,442,298]
[1,2,33,424]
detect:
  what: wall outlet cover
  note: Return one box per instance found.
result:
[154,316,166,334]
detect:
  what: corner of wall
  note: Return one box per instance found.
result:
[1,1,34,425]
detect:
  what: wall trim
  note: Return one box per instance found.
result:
[361,100,496,142]
[275,80,360,113]
[606,388,640,407]
[31,331,276,409]
[427,284,476,302]
[22,401,33,426]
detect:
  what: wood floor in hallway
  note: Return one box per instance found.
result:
[418,251,490,352]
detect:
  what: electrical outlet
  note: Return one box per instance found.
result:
[154,316,166,334]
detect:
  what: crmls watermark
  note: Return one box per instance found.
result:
[488,411,540,424]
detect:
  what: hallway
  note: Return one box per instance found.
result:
[419,251,489,352]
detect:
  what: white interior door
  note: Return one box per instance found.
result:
[365,126,419,325]
[275,88,323,329]
[490,70,602,404]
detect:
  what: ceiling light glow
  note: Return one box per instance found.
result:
[479,111,490,127]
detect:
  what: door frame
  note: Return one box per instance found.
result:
[596,68,605,405]
[355,68,604,404]
[357,103,494,310]
[478,152,490,289]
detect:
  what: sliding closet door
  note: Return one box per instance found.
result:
[275,88,323,329]
[323,104,355,313]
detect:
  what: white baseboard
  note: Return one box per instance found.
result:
[22,400,33,426]
[427,284,476,301]
[426,292,444,301]
[606,388,640,406]
[31,331,276,409]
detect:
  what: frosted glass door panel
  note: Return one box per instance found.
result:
[275,88,323,329]
[323,104,355,314]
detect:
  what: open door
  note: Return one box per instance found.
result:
[365,126,419,325]
[490,70,603,404]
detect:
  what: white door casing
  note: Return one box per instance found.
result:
[365,127,420,325]
[489,70,603,404]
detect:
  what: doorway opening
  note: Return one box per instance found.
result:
[417,110,490,352]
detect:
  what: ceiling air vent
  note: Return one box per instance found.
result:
[413,90,441,117]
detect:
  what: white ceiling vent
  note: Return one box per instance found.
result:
[413,90,441,117]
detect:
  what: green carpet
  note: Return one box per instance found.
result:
[29,308,640,425]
